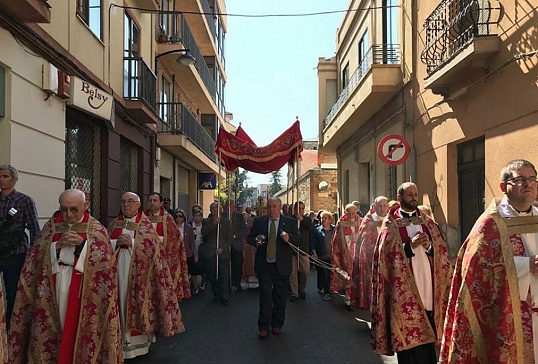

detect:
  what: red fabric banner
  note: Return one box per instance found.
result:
[215,120,303,174]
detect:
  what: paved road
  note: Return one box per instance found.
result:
[129,270,397,364]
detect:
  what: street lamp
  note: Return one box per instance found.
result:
[155,49,197,66]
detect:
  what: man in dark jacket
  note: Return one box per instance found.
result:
[289,201,314,301]
[202,202,233,305]
[223,199,247,293]
[247,198,300,339]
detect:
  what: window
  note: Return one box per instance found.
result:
[159,76,173,124]
[383,0,399,53]
[342,62,349,89]
[77,0,102,40]
[0,65,4,117]
[123,13,140,99]
[358,30,369,73]
[343,169,350,206]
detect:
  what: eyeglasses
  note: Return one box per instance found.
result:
[121,199,140,205]
[175,215,184,219]
[506,176,538,185]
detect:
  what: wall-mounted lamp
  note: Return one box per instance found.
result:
[155,49,196,67]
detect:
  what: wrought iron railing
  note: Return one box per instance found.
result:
[323,44,400,129]
[123,57,157,111]
[420,0,503,75]
[200,0,217,42]
[157,102,217,162]
[181,16,217,99]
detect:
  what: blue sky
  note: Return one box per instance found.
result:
[225,1,349,187]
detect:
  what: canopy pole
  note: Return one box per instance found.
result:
[216,151,222,280]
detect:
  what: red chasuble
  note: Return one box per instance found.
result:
[351,211,383,309]
[10,211,122,364]
[330,214,361,293]
[439,199,536,364]
[108,212,184,337]
[145,209,191,301]
[371,206,451,356]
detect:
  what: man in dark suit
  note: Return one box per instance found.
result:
[247,197,300,339]
[201,202,233,305]
[223,199,247,293]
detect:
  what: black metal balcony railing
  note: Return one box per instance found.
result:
[123,57,157,111]
[157,102,217,162]
[420,0,503,76]
[200,0,217,42]
[323,44,400,129]
[158,11,217,100]
[181,17,217,99]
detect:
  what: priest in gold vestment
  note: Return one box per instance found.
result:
[440,159,538,364]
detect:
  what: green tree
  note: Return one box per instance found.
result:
[268,170,283,196]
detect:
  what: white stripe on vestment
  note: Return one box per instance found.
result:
[498,196,538,361]
[404,220,433,311]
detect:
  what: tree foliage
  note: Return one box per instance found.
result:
[268,170,283,196]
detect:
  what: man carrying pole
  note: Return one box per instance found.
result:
[202,202,233,305]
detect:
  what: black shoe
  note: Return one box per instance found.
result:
[220,295,229,305]
[212,296,220,303]
[236,286,243,293]
[299,292,306,299]
[289,296,298,302]
[346,305,355,311]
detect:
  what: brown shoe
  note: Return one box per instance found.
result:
[258,330,269,340]
[271,327,281,336]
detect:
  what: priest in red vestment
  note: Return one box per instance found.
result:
[352,196,389,310]
[331,203,361,310]
[371,182,451,364]
[440,159,538,364]
[10,189,122,364]
[108,192,184,360]
[145,192,190,301]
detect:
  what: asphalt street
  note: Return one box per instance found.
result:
[129,270,397,364]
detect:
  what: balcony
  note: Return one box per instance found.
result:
[175,0,217,55]
[156,12,218,116]
[421,0,503,96]
[123,57,159,124]
[0,0,51,23]
[321,45,403,152]
[156,102,218,172]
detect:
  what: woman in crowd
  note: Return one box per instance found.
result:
[189,208,206,291]
[310,210,335,301]
[175,209,199,294]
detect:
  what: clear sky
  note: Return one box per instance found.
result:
[225,1,349,187]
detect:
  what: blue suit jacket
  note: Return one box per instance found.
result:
[247,214,300,276]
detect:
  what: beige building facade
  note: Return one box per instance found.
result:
[319,0,536,254]
[0,0,227,223]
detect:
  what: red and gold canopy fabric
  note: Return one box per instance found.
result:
[215,121,303,174]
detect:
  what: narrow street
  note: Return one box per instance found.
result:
[130,271,396,364]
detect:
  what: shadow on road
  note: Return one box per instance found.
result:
[128,270,396,364]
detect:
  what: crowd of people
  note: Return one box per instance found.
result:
[1,158,538,363]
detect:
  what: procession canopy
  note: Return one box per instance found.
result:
[214,120,303,174]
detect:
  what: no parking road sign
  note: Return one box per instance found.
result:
[377,134,410,166]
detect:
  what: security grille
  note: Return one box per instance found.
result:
[120,138,139,195]
[65,110,101,220]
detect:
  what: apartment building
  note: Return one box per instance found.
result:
[318,0,410,211]
[0,0,226,224]
[319,0,538,255]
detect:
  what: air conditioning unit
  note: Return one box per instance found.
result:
[42,62,58,94]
